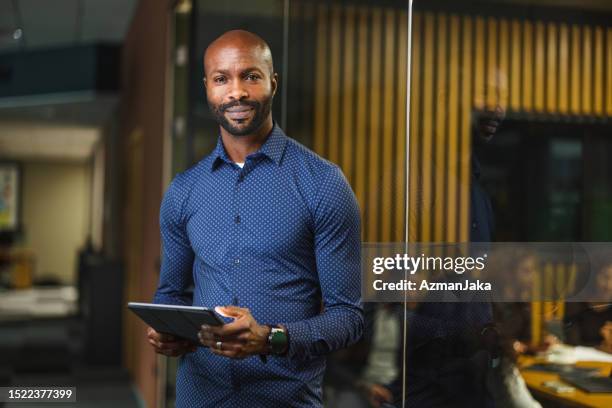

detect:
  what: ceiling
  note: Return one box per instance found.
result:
[0,0,135,161]
[0,0,138,52]
[0,94,118,126]
[0,94,115,161]
[1,0,608,52]
[0,121,100,161]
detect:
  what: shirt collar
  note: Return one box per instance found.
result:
[210,123,287,171]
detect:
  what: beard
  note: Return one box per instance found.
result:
[474,107,505,144]
[208,95,273,137]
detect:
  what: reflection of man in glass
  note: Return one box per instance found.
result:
[147,30,363,407]
[382,75,506,408]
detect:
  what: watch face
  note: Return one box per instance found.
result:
[270,329,287,354]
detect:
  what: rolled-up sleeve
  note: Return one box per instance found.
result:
[284,165,364,360]
[153,174,195,306]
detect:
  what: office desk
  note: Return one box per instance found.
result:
[519,357,612,408]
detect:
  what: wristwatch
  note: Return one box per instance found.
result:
[267,325,289,355]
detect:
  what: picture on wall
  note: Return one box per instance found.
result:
[0,163,19,231]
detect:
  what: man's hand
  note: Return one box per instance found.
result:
[600,321,612,353]
[513,340,528,354]
[147,327,197,357]
[365,383,393,408]
[198,305,270,359]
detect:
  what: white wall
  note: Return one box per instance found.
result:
[21,161,91,284]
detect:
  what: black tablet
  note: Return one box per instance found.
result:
[128,302,224,343]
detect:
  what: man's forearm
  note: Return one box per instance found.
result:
[282,304,364,361]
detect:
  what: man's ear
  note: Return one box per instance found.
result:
[203,76,207,89]
[271,73,278,97]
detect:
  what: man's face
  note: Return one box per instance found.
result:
[596,265,612,296]
[475,104,506,143]
[516,256,537,286]
[204,45,277,136]
[474,70,508,144]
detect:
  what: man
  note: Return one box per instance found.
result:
[146,30,363,408]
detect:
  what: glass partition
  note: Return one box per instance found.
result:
[402,1,612,407]
[286,2,410,407]
[165,0,612,407]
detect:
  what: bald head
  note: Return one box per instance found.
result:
[202,30,278,138]
[204,30,274,77]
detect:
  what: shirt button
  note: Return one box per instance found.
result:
[234,258,240,265]
[472,222,477,229]
[235,215,241,224]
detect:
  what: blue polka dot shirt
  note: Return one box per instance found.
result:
[153,124,364,407]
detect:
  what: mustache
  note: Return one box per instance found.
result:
[219,99,260,112]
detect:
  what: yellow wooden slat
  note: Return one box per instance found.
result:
[531,270,542,346]
[582,26,593,114]
[607,28,612,116]
[421,12,435,242]
[446,14,460,243]
[558,24,570,114]
[555,263,566,320]
[531,305,542,346]
[474,16,485,110]
[327,6,342,162]
[522,21,534,112]
[396,10,408,243]
[534,21,545,112]
[570,25,581,115]
[460,16,473,242]
[544,262,554,318]
[341,6,355,184]
[408,12,421,243]
[381,8,395,242]
[510,19,521,111]
[434,14,447,243]
[367,8,382,242]
[313,3,328,155]
[498,19,510,111]
[354,7,369,229]
[568,263,578,294]
[486,17,498,110]
[546,23,557,113]
[594,26,604,116]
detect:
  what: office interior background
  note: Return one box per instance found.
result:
[0,0,611,407]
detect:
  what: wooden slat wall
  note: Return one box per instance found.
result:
[459,16,473,243]
[558,24,570,114]
[341,6,356,186]
[354,7,368,226]
[608,28,612,116]
[310,4,612,243]
[447,15,460,243]
[434,14,447,243]
[523,21,534,112]
[421,13,435,243]
[408,13,421,243]
[381,9,396,242]
[396,11,408,243]
[367,8,382,242]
